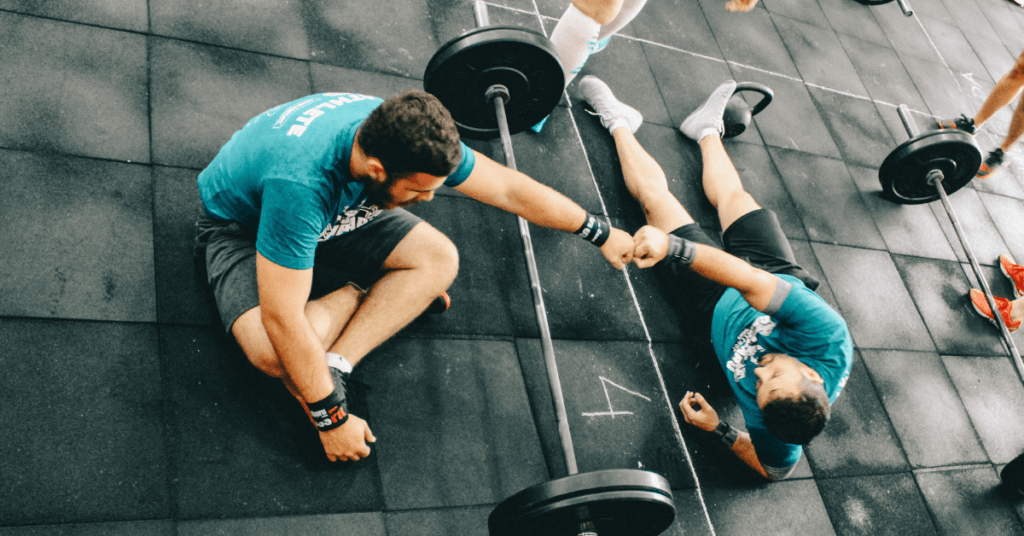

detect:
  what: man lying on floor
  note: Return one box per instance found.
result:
[581,75,853,480]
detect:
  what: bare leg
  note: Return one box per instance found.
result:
[1000,92,1024,152]
[974,51,1024,129]
[233,222,459,384]
[573,0,627,25]
[611,127,693,232]
[697,135,760,231]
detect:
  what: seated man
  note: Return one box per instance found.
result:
[578,76,852,480]
[196,90,635,463]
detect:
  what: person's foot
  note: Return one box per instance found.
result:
[935,113,977,135]
[679,80,738,142]
[977,148,1005,179]
[969,288,1021,332]
[579,75,643,134]
[1000,254,1024,298]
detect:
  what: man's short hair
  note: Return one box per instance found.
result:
[762,376,830,445]
[358,90,462,179]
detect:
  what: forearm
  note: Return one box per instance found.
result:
[726,430,771,479]
[262,311,334,403]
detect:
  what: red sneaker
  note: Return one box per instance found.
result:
[1000,254,1024,298]
[969,288,1020,332]
[425,291,451,314]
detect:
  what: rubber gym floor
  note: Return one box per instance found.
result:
[3,0,1024,534]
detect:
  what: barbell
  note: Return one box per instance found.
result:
[878,105,1024,494]
[424,3,676,536]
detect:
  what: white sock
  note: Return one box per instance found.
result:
[326,352,353,373]
[598,0,649,41]
[549,4,601,86]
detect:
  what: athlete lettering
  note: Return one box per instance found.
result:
[286,93,374,137]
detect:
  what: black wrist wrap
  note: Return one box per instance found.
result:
[308,390,349,431]
[574,214,610,247]
[714,421,739,448]
[662,235,697,266]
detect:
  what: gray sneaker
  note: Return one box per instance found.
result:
[679,80,737,142]
[579,76,643,134]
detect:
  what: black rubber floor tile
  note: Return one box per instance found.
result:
[976,0,1024,54]
[0,12,149,162]
[640,44,750,142]
[963,31,1019,85]
[915,466,1024,535]
[789,239,841,311]
[761,0,831,29]
[918,17,991,85]
[838,34,929,112]
[0,520,175,536]
[0,319,168,526]
[149,37,312,169]
[659,488,714,536]
[816,473,938,536]
[311,64,422,99]
[517,339,695,487]
[808,87,896,168]
[383,506,490,536]
[703,479,835,535]
[436,2,546,51]
[0,150,157,322]
[816,0,890,48]
[402,196,530,338]
[161,325,382,518]
[899,54,971,121]
[977,191,1024,267]
[697,0,802,81]
[731,68,842,158]
[811,244,936,351]
[652,342,814,488]
[860,349,988,468]
[930,186,1010,265]
[153,166,216,327]
[774,15,869,97]
[942,355,1024,465]
[625,262,685,344]
[909,0,956,24]
[150,0,310,59]
[872,4,938,62]
[362,338,547,510]
[847,163,958,261]
[727,141,807,241]
[177,513,385,536]
[769,148,886,249]
[566,35,672,129]
[805,353,909,478]
[630,0,722,60]
[0,0,148,31]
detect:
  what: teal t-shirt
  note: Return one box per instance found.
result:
[710,275,852,471]
[197,92,475,270]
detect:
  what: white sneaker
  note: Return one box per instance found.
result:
[579,76,643,134]
[679,80,737,142]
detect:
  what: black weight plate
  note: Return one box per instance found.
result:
[878,130,982,205]
[489,469,675,536]
[424,26,564,140]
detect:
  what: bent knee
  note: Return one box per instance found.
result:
[391,223,459,285]
[572,0,622,25]
[232,307,286,378]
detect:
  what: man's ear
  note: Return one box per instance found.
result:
[366,157,386,178]
[802,364,824,385]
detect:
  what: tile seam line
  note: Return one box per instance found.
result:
[525,2,716,534]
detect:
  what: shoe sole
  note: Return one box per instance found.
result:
[970,290,1019,332]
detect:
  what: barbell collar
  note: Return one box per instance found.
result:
[926,169,944,186]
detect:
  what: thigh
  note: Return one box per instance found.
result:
[654,223,728,342]
[722,209,819,291]
[202,219,261,333]
[311,208,423,295]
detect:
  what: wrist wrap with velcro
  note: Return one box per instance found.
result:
[308,389,349,431]
[574,213,610,247]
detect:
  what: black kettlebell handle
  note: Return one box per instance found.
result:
[734,82,773,116]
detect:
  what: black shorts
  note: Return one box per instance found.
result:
[194,208,422,333]
[653,208,819,342]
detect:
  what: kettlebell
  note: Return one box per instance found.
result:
[722,82,774,138]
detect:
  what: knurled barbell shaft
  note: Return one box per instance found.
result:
[896,104,1024,380]
[481,2,580,476]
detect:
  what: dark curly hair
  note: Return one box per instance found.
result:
[358,90,462,179]
[762,377,830,445]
